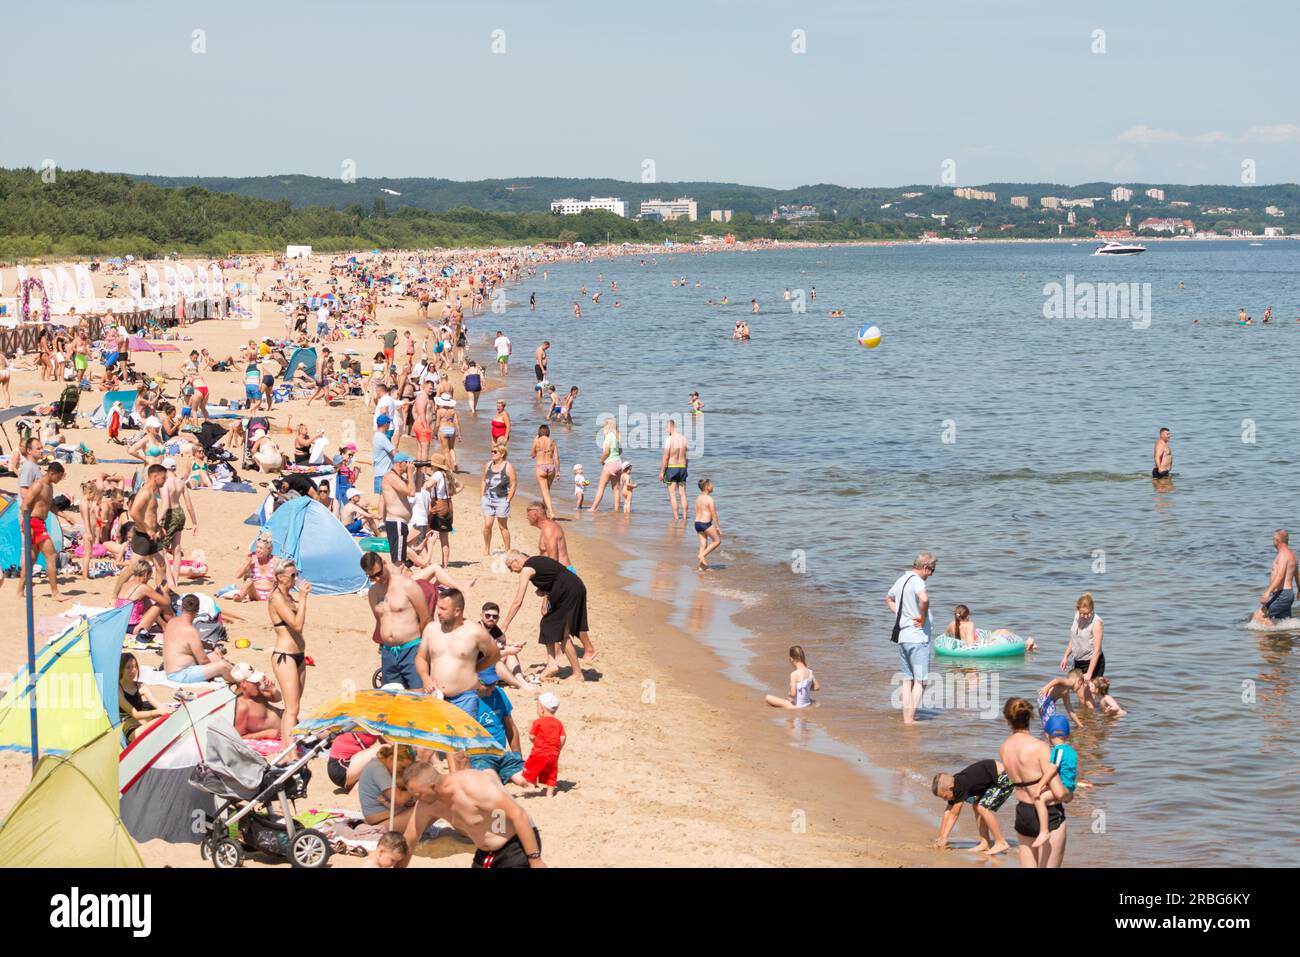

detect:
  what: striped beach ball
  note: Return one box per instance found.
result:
[857,324,882,348]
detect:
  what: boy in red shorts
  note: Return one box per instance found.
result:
[522,692,566,796]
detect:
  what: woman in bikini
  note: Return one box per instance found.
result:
[129,417,168,467]
[530,424,560,518]
[231,535,277,602]
[268,557,311,754]
[113,559,174,638]
[490,399,511,446]
[435,391,460,472]
[998,697,1067,868]
[0,351,11,408]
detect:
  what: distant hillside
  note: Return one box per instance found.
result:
[127,173,1300,226]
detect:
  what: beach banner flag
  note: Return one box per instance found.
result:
[211,264,223,298]
[127,266,144,301]
[162,264,179,304]
[195,264,209,299]
[40,268,61,304]
[56,267,76,303]
[178,264,196,299]
[16,264,27,286]
[74,264,94,300]
[145,264,162,300]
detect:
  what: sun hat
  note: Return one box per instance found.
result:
[230,662,265,685]
[347,488,361,499]
[435,395,456,408]
[538,692,560,712]
[144,416,162,429]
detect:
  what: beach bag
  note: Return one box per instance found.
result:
[890,574,916,644]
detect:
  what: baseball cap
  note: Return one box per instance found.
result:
[346,488,361,499]
[1044,715,1071,738]
[394,453,413,463]
[538,692,560,711]
[144,416,162,429]
[376,415,391,426]
[161,457,177,470]
[230,663,265,685]
[478,667,499,686]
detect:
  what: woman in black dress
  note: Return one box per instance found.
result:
[501,551,592,682]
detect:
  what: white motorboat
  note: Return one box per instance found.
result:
[1093,241,1147,256]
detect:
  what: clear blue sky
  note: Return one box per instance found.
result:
[3,0,1296,187]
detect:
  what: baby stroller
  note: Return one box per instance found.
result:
[51,385,80,430]
[190,725,333,869]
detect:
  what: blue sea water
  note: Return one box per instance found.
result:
[486,239,1300,867]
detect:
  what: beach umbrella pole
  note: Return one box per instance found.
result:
[21,506,37,772]
[389,748,397,832]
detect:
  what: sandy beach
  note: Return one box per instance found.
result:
[0,249,943,868]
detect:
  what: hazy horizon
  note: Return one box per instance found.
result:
[3,0,1297,188]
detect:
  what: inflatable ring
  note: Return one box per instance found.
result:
[934,629,1027,658]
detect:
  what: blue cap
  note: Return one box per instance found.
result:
[394,452,413,463]
[376,415,391,426]
[1044,715,1071,738]
[478,667,499,685]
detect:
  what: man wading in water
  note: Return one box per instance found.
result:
[1253,529,1299,626]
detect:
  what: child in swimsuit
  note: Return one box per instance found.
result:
[1030,715,1078,849]
[1036,672,1085,726]
[764,645,818,709]
[573,464,588,509]
[617,463,637,513]
[1091,677,1127,717]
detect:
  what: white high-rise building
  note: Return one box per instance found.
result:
[550,196,628,217]
[1145,187,1165,201]
[1110,186,1134,202]
[640,198,698,221]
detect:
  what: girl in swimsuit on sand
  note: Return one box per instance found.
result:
[764,645,819,709]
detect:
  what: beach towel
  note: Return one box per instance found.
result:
[211,481,257,493]
[137,666,227,690]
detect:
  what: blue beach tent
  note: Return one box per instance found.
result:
[259,497,365,595]
[281,347,317,382]
[0,496,62,571]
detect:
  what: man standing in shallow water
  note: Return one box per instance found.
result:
[1152,427,1172,479]
[1253,529,1299,626]
[659,418,689,521]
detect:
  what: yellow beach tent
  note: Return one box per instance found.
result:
[0,727,142,867]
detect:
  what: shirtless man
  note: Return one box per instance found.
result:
[1254,529,1299,625]
[401,762,545,868]
[659,417,690,521]
[526,501,572,567]
[163,594,232,684]
[533,341,550,386]
[19,461,66,601]
[231,665,283,739]
[1152,427,1173,480]
[382,454,415,565]
[158,458,198,590]
[412,381,435,461]
[415,589,500,718]
[362,550,430,690]
[130,465,169,583]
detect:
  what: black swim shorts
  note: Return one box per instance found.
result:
[1014,800,1066,838]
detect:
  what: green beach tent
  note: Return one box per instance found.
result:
[0,604,131,754]
[0,727,143,868]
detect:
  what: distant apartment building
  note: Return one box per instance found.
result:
[1264,226,1286,237]
[953,188,996,201]
[1225,228,1253,238]
[550,196,628,217]
[1110,186,1134,202]
[1040,196,1062,209]
[1067,210,1077,225]
[1266,206,1285,217]
[1010,196,1029,208]
[640,197,697,221]
[710,209,733,223]
[1145,187,1166,201]
[771,203,818,221]
[1137,217,1195,234]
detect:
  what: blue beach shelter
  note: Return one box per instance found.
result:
[281,347,317,382]
[0,496,63,571]
[259,497,365,595]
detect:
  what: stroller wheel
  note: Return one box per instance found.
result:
[211,837,244,869]
[290,828,331,868]
[372,668,383,689]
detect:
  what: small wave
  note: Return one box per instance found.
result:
[1242,617,1300,634]
[699,585,765,608]
[924,468,1146,486]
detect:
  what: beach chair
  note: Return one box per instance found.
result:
[51,385,80,429]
